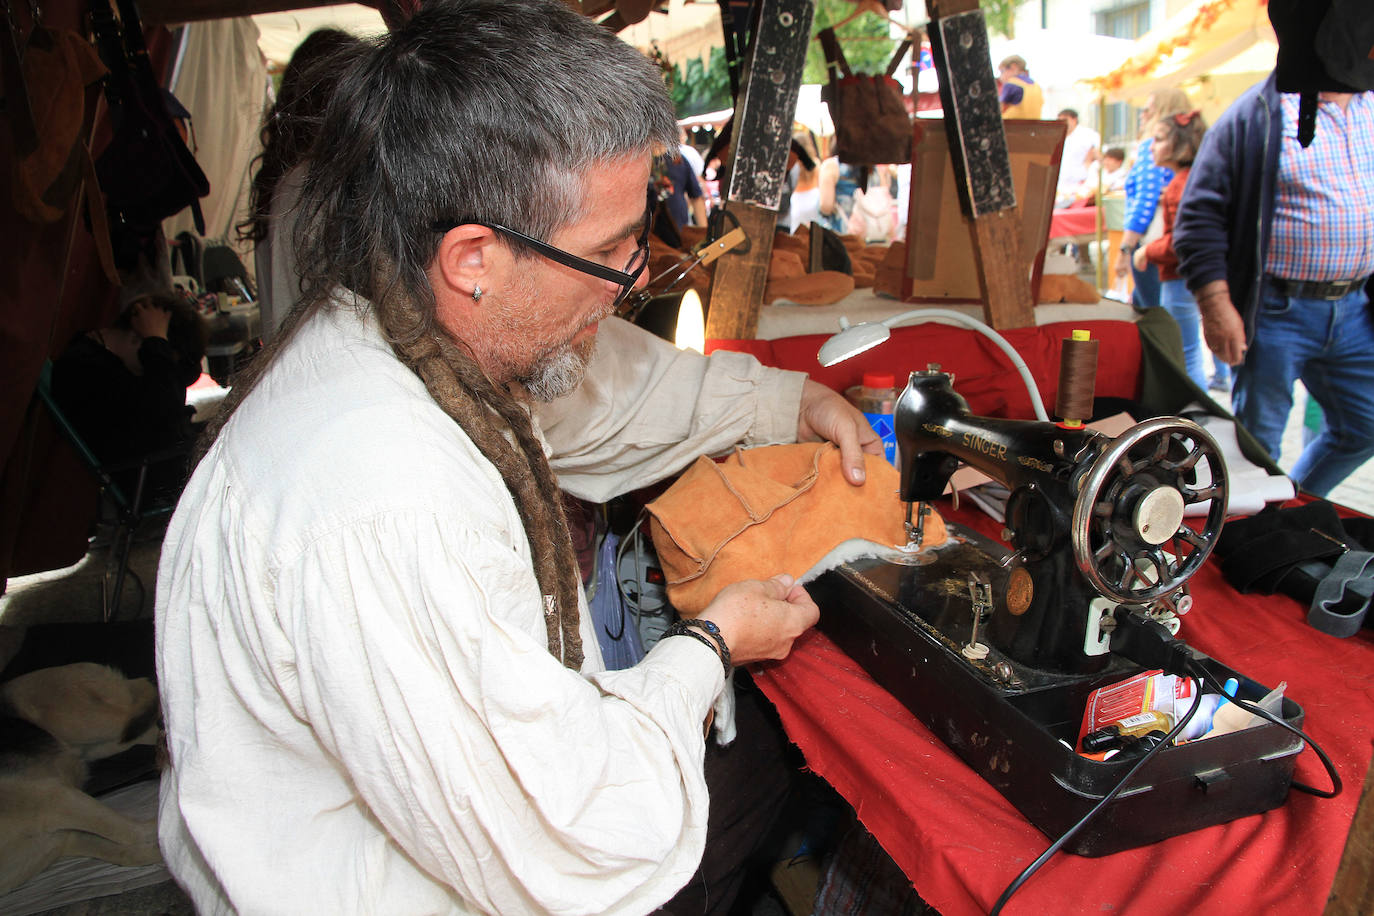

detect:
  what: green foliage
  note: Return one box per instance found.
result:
[668,45,734,119]
[667,0,902,119]
[981,0,1021,39]
[804,0,900,84]
[664,0,1025,118]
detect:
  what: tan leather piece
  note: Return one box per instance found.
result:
[647,442,947,614]
[764,270,856,305]
[770,247,806,279]
[1038,273,1102,304]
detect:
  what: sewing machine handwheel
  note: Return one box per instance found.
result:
[1071,417,1227,605]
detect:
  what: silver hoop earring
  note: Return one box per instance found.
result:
[472,285,483,301]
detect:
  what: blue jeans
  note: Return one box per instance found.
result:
[1233,285,1374,497]
[1211,358,1232,388]
[1159,278,1207,388]
[1132,261,1161,311]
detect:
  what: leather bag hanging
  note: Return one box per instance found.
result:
[818,27,912,167]
[89,0,208,268]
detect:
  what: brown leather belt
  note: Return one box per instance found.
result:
[1268,275,1370,300]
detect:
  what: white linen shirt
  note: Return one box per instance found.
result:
[155,298,807,915]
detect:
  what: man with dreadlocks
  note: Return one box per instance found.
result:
[155,1,882,914]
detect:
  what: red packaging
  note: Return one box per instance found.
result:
[1077,669,1202,752]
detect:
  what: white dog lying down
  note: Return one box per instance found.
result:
[0,663,162,894]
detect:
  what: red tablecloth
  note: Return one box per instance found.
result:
[753,502,1374,916]
[708,319,1143,423]
[1048,205,1100,239]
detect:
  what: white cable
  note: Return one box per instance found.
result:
[818,307,1051,422]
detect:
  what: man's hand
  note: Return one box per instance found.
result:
[1131,246,1148,272]
[699,575,819,667]
[1194,280,1246,366]
[130,298,171,340]
[797,378,883,486]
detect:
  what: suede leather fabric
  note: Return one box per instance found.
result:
[647,442,946,614]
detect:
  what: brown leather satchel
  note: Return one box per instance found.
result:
[818,27,913,167]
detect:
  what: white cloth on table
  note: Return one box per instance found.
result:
[155,301,807,916]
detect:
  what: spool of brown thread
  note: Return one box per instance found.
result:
[1056,329,1099,426]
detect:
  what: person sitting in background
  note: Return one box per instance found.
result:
[847,165,899,244]
[51,293,206,495]
[1059,146,1127,209]
[1133,111,1210,389]
[1055,108,1101,199]
[240,28,365,344]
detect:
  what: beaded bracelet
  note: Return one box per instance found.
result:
[665,618,732,679]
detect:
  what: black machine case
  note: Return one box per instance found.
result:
[811,527,1306,856]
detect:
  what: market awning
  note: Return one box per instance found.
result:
[1086,0,1277,104]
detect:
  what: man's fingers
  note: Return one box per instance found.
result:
[837,436,868,486]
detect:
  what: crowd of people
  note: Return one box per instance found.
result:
[994,48,1373,501]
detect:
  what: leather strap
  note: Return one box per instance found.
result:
[1219,528,1342,594]
[884,37,912,78]
[817,27,852,79]
[1308,550,1374,637]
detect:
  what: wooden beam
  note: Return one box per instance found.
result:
[706,0,813,341]
[139,0,369,26]
[1326,742,1374,916]
[925,0,1035,329]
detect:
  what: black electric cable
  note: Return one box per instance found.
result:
[1190,663,1342,800]
[988,679,1204,916]
[991,658,1345,915]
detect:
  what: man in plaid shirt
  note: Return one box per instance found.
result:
[1175,71,1374,496]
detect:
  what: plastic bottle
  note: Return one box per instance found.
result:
[845,372,900,466]
[1205,677,1263,738]
[1175,691,1228,741]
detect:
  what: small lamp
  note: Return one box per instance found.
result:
[631,288,706,353]
[817,307,1050,422]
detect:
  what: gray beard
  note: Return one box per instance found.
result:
[521,338,595,402]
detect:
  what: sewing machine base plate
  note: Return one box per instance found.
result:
[811,524,1306,856]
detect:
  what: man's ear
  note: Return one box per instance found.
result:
[432,224,498,303]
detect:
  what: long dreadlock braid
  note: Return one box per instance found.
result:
[382,306,584,668]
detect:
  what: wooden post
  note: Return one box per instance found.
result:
[925,0,1036,329]
[1326,742,1374,915]
[704,0,813,341]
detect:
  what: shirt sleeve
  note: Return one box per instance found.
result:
[999,82,1023,106]
[1174,121,1238,293]
[278,509,725,915]
[536,317,807,503]
[1124,139,1172,235]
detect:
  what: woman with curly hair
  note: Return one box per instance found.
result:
[241,28,364,342]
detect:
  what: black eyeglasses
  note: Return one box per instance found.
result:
[431,197,653,308]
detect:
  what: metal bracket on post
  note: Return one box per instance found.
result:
[705,0,813,341]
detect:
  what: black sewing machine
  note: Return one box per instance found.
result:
[810,368,1306,855]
